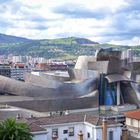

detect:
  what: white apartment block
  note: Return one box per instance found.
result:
[17,118,48,140]
[27,114,123,140]
[125,109,140,139]
[11,63,31,80]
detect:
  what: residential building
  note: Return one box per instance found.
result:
[29,122,48,140]
[27,114,123,140]
[17,118,48,140]
[124,109,140,139]
[35,62,68,71]
[0,55,8,64]
[12,55,23,63]
[127,49,134,62]
[0,64,11,77]
[11,63,31,80]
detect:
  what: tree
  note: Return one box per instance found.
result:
[0,118,33,140]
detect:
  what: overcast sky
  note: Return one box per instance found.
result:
[0,0,140,45]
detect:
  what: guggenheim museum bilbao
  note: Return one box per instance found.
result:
[0,48,140,112]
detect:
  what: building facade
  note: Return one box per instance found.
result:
[11,63,31,80]
[27,114,123,140]
[18,119,48,140]
[0,64,11,77]
[124,109,140,139]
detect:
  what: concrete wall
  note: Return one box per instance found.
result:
[126,117,139,128]
[43,122,94,140]
[33,133,47,140]
[126,118,131,125]
[94,126,122,140]
[41,122,122,140]
[75,56,96,70]
[0,74,99,112]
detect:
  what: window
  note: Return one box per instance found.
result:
[87,132,90,138]
[69,127,74,136]
[52,128,58,137]
[131,119,134,126]
[109,131,113,140]
[63,130,68,134]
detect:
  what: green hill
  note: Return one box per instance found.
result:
[0,33,31,43]
[0,34,134,60]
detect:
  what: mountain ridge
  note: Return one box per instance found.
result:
[0,33,99,44]
[0,33,32,43]
[0,33,133,60]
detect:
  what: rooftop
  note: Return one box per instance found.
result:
[124,109,140,120]
[17,118,46,133]
[27,114,119,126]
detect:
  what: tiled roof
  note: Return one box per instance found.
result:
[15,63,25,68]
[17,118,46,133]
[124,109,140,120]
[28,122,46,132]
[27,114,118,126]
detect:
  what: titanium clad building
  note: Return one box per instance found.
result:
[0,48,140,112]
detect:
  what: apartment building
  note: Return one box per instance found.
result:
[0,64,11,77]
[11,63,31,80]
[35,63,67,71]
[124,109,140,139]
[27,114,123,140]
[17,118,48,140]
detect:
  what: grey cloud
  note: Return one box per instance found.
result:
[55,31,89,39]
[101,0,140,42]
[121,0,140,13]
[15,12,48,23]
[0,0,49,31]
[0,20,12,28]
[0,0,13,4]
[52,3,111,19]
[1,0,140,44]
[0,0,40,16]
[101,31,140,39]
[0,1,22,14]
[26,24,49,30]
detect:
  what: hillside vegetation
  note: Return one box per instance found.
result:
[0,33,135,60]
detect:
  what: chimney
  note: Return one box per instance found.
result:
[102,118,107,140]
[52,133,57,140]
[78,131,83,140]
[16,114,21,120]
[122,126,128,140]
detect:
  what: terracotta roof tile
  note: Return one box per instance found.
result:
[124,109,140,120]
[28,122,46,132]
[27,114,117,126]
[17,118,46,133]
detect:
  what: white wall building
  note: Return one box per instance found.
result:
[11,63,31,80]
[12,56,23,63]
[27,114,123,140]
[127,49,134,62]
[12,55,33,63]
[124,109,140,139]
[18,119,48,140]
[31,125,48,140]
